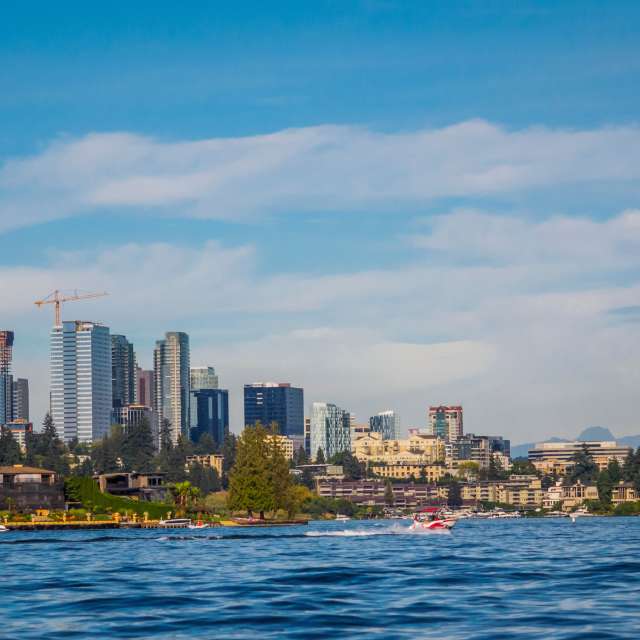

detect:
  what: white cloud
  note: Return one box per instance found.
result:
[2,120,640,231]
[4,208,640,441]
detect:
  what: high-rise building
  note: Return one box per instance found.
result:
[0,330,14,425]
[428,405,463,441]
[190,388,229,448]
[111,404,153,431]
[310,402,351,461]
[191,366,219,391]
[12,378,29,422]
[137,368,154,408]
[111,335,137,409]
[369,410,400,440]
[50,321,112,443]
[243,383,304,437]
[154,332,190,445]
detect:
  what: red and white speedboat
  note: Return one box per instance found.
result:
[409,507,456,531]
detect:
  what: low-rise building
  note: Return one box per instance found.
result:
[266,434,295,460]
[111,404,153,430]
[370,462,447,483]
[611,482,639,505]
[295,464,344,482]
[528,441,631,475]
[0,464,65,511]
[185,454,224,476]
[462,476,543,509]
[94,472,167,502]
[317,479,447,510]
[561,481,599,510]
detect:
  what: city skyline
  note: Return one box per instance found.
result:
[2,2,640,442]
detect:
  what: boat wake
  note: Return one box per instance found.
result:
[304,524,450,537]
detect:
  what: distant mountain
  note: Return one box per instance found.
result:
[577,426,615,441]
[511,427,640,459]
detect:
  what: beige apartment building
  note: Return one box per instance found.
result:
[462,476,544,508]
[370,463,447,482]
[185,454,224,476]
[353,431,446,465]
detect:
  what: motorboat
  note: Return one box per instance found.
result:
[0,524,9,533]
[409,507,456,531]
[188,520,209,529]
[335,514,351,522]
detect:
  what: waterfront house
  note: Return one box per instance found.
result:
[94,472,167,501]
[0,464,65,511]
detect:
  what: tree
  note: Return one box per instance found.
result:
[0,427,22,465]
[293,446,309,466]
[173,481,201,509]
[328,451,365,480]
[597,468,613,505]
[510,459,538,476]
[121,418,155,472]
[384,479,395,506]
[193,432,217,455]
[221,433,237,487]
[227,423,273,518]
[570,443,598,484]
[26,413,69,476]
[266,429,294,513]
[607,458,622,483]
[315,447,326,464]
[447,481,463,508]
[188,462,221,494]
[488,455,508,480]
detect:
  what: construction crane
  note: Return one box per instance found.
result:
[34,290,109,326]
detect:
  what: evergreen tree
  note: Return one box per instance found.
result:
[607,458,622,483]
[221,433,237,476]
[384,479,395,506]
[597,468,613,505]
[328,451,365,480]
[447,481,463,507]
[121,418,155,472]
[293,446,309,466]
[315,447,326,464]
[188,462,221,494]
[193,432,217,455]
[0,427,23,465]
[26,413,69,475]
[266,428,293,513]
[570,443,598,484]
[227,423,272,518]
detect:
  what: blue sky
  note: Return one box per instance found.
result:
[2,1,640,440]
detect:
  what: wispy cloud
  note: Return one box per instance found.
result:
[2,120,640,231]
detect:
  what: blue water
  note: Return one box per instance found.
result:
[1,518,639,639]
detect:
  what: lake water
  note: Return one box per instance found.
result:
[1,517,639,639]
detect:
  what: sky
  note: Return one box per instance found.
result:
[1,1,640,443]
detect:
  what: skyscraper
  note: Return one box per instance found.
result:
[369,410,400,440]
[154,332,190,444]
[191,366,219,391]
[111,334,137,408]
[0,331,14,425]
[243,383,304,436]
[50,321,112,443]
[12,378,29,422]
[428,405,463,441]
[190,389,229,448]
[137,367,154,408]
[310,402,351,461]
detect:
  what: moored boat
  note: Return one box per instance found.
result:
[158,518,192,529]
[0,524,9,533]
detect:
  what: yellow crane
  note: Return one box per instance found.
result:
[34,290,109,326]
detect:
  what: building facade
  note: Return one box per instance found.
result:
[111,334,136,409]
[369,410,400,440]
[189,388,229,448]
[154,332,190,445]
[137,368,154,409]
[111,404,153,430]
[0,330,14,425]
[50,321,112,443]
[528,441,632,474]
[5,420,33,453]
[11,378,29,422]
[428,405,463,441]
[243,383,304,437]
[310,402,351,461]
[353,431,446,466]
[190,366,219,391]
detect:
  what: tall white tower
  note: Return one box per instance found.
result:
[50,321,112,443]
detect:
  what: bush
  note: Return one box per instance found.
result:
[614,501,640,516]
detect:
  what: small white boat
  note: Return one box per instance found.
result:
[0,525,9,533]
[188,520,209,529]
[335,514,351,522]
[570,507,594,522]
